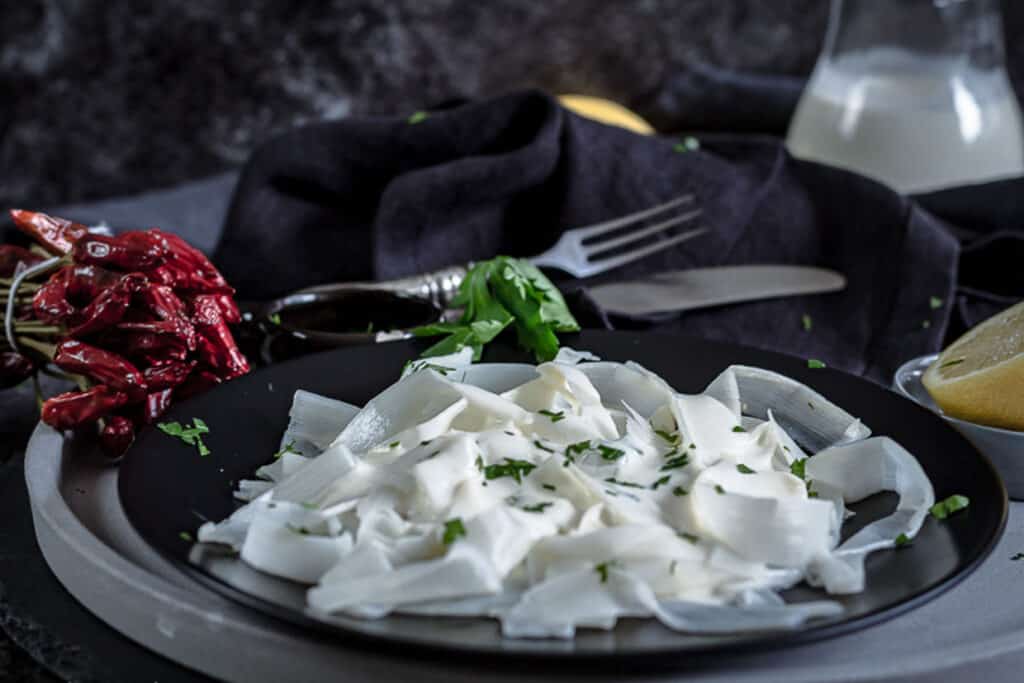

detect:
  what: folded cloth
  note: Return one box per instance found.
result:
[218,90,962,382]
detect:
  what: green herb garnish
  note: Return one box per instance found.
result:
[286,524,310,536]
[597,445,625,461]
[679,532,699,543]
[661,453,690,471]
[790,458,807,480]
[411,257,579,362]
[533,440,554,453]
[605,477,643,488]
[714,484,725,494]
[654,429,680,445]
[483,458,536,484]
[389,441,401,449]
[542,483,557,492]
[274,440,299,459]
[442,518,466,544]
[651,475,671,490]
[178,531,193,542]
[594,560,615,583]
[895,533,912,548]
[521,502,553,513]
[408,110,429,124]
[268,313,281,325]
[930,494,970,520]
[922,320,931,329]
[1011,553,1024,561]
[672,486,688,497]
[673,136,700,153]
[736,464,755,474]
[930,296,944,310]
[405,361,455,376]
[807,359,826,369]
[939,358,965,369]
[732,425,746,433]
[802,314,812,332]
[539,409,566,423]
[158,418,211,457]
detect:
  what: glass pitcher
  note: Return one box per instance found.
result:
[786,0,1024,194]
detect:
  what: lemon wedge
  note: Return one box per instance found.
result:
[557,95,655,135]
[922,299,1024,430]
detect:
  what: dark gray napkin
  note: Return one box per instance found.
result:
[217,90,959,382]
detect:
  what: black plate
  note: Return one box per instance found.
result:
[119,331,1007,667]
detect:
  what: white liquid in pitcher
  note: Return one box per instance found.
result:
[786,50,1024,193]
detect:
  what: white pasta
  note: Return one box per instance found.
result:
[197,348,934,638]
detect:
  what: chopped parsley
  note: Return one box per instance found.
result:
[594,560,615,583]
[714,484,725,494]
[922,320,931,329]
[736,464,755,474]
[274,440,299,459]
[605,477,643,489]
[930,494,970,520]
[286,524,310,536]
[597,445,626,461]
[389,441,401,449]
[679,532,699,543]
[442,518,466,544]
[650,475,671,490]
[654,429,680,445]
[178,531,193,542]
[807,359,826,369]
[930,296,944,310]
[802,314,812,332]
[475,455,484,472]
[1011,553,1024,561]
[158,418,211,457]
[661,453,690,471]
[790,459,807,480]
[300,502,318,510]
[533,440,554,453]
[542,483,557,492]
[407,110,429,124]
[672,486,688,497]
[939,358,965,369]
[405,361,455,376]
[483,458,536,484]
[539,409,566,423]
[894,533,912,548]
[521,502,553,513]
[732,425,746,433]
[267,312,281,325]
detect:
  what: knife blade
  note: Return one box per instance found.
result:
[587,265,846,316]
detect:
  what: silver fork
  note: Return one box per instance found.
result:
[301,194,705,306]
[528,194,704,278]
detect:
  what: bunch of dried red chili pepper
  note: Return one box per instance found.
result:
[1,210,249,456]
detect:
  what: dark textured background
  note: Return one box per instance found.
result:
[2,1,1023,680]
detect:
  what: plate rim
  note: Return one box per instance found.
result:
[118,331,1009,667]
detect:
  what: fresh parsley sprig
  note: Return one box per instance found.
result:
[158,418,211,457]
[411,256,580,362]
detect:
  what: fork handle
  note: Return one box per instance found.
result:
[298,265,469,309]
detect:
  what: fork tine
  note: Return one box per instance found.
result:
[584,207,702,256]
[572,194,695,240]
[587,226,707,271]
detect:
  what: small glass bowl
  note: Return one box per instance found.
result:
[893,354,1024,500]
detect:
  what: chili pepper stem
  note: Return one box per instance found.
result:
[0,278,41,290]
[38,365,87,387]
[17,336,57,360]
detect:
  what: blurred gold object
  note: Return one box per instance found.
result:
[923,300,1024,431]
[558,95,654,135]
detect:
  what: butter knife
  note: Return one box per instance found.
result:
[587,265,846,316]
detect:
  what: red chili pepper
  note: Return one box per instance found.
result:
[68,273,146,338]
[72,231,168,271]
[174,369,222,400]
[137,283,187,320]
[143,360,196,391]
[190,295,249,379]
[32,267,77,325]
[100,415,135,457]
[9,210,89,254]
[0,244,44,277]
[0,351,35,389]
[66,265,121,306]
[143,388,174,423]
[107,329,190,363]
[211,293,241,324]
[147,229,233,294]
[53,340,148,402]
[41,385,129,430]
[117,317,197,352]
